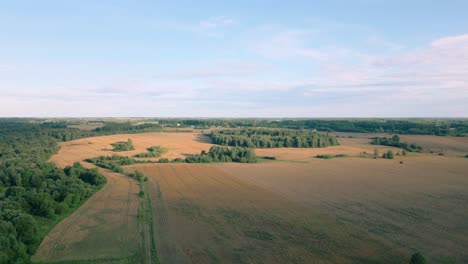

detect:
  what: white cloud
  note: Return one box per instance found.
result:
[252,29,325,59]
[199,16,235,29]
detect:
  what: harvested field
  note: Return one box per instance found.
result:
[218,157,468,263]
[37,132,468,263]
[32,167,141,263]
[334,132,468,156]
[49,132,213,167]
[126,163,407,263]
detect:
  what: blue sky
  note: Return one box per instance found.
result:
[1,0,467,117]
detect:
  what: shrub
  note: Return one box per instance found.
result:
[316,154,333,159]
[158,158,169,163]
[111,139,135,152]
[382,150,394,159]
[409,252,426,264]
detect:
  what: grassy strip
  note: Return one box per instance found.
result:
[135,175,159,264]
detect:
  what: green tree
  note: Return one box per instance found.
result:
[409,252,426,264]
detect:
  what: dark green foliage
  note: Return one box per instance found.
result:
[316,154,334,159]
[244,230,275,241]
[155,118,468,136]
[465,154,468,158]
[316,154,347,159]
[134,146,167,158]
[94,122,162,133]
[111,139,135,152]
[382,150,394,159]
[410,253,427,264]
[371,135,422,152]
[86,156,149,181]
[185,146,257,163]
[0,120,106,263]
[209,128,339,148]
[261,156,276,160]
[158,158,170,163]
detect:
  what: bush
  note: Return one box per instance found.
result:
[409,252,426,264]
[158,158,169,163]
[134,146,167,158]
[111,139,135,152]
[382,150,394,159]
[316,154,333,159]
[371,135,422,152]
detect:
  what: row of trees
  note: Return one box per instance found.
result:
[209,128,339,148]
[0,121,106,263]
[185,146,257,163]
[155,118,468,136]
[85,155,150,180]
[371,135,422,152]
[94,122,162,133]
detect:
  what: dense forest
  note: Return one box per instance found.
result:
[209,128,339,148]
[94,122,162,134]
[371,135,423,152]
[158,118,468,136]
[21,118,468,136]
[0,121,106,263]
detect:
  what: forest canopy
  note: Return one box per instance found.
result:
[370,135,422,152]
[209,128,339,148]
[0,121,106,263]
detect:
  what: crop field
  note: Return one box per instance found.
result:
[34,131,468,263]
[125,163,404,263]
[49,132,213,167]
[32,167,141,263]
[218,157,468,263]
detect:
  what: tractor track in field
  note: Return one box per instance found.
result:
[121,180,133,253]
[103,177,116,209]
[149,174,178,264]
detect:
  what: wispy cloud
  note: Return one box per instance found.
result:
[251,29,325,59]
[199,16,235,29]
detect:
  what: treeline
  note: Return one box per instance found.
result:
[111,139,135,152]
[94,122,162,133]
[19,118,468,136]
[371,135,422,152]
[134,146,167,158]
[0,121,106,263]
[157,118,468,136]
[88,146,257,168]
[209,128,339,148]
[185,146,256,163]
[85,155,150,180]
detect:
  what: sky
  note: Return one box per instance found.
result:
[1,0,467,117]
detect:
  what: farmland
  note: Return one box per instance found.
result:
[27,128,468,263]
